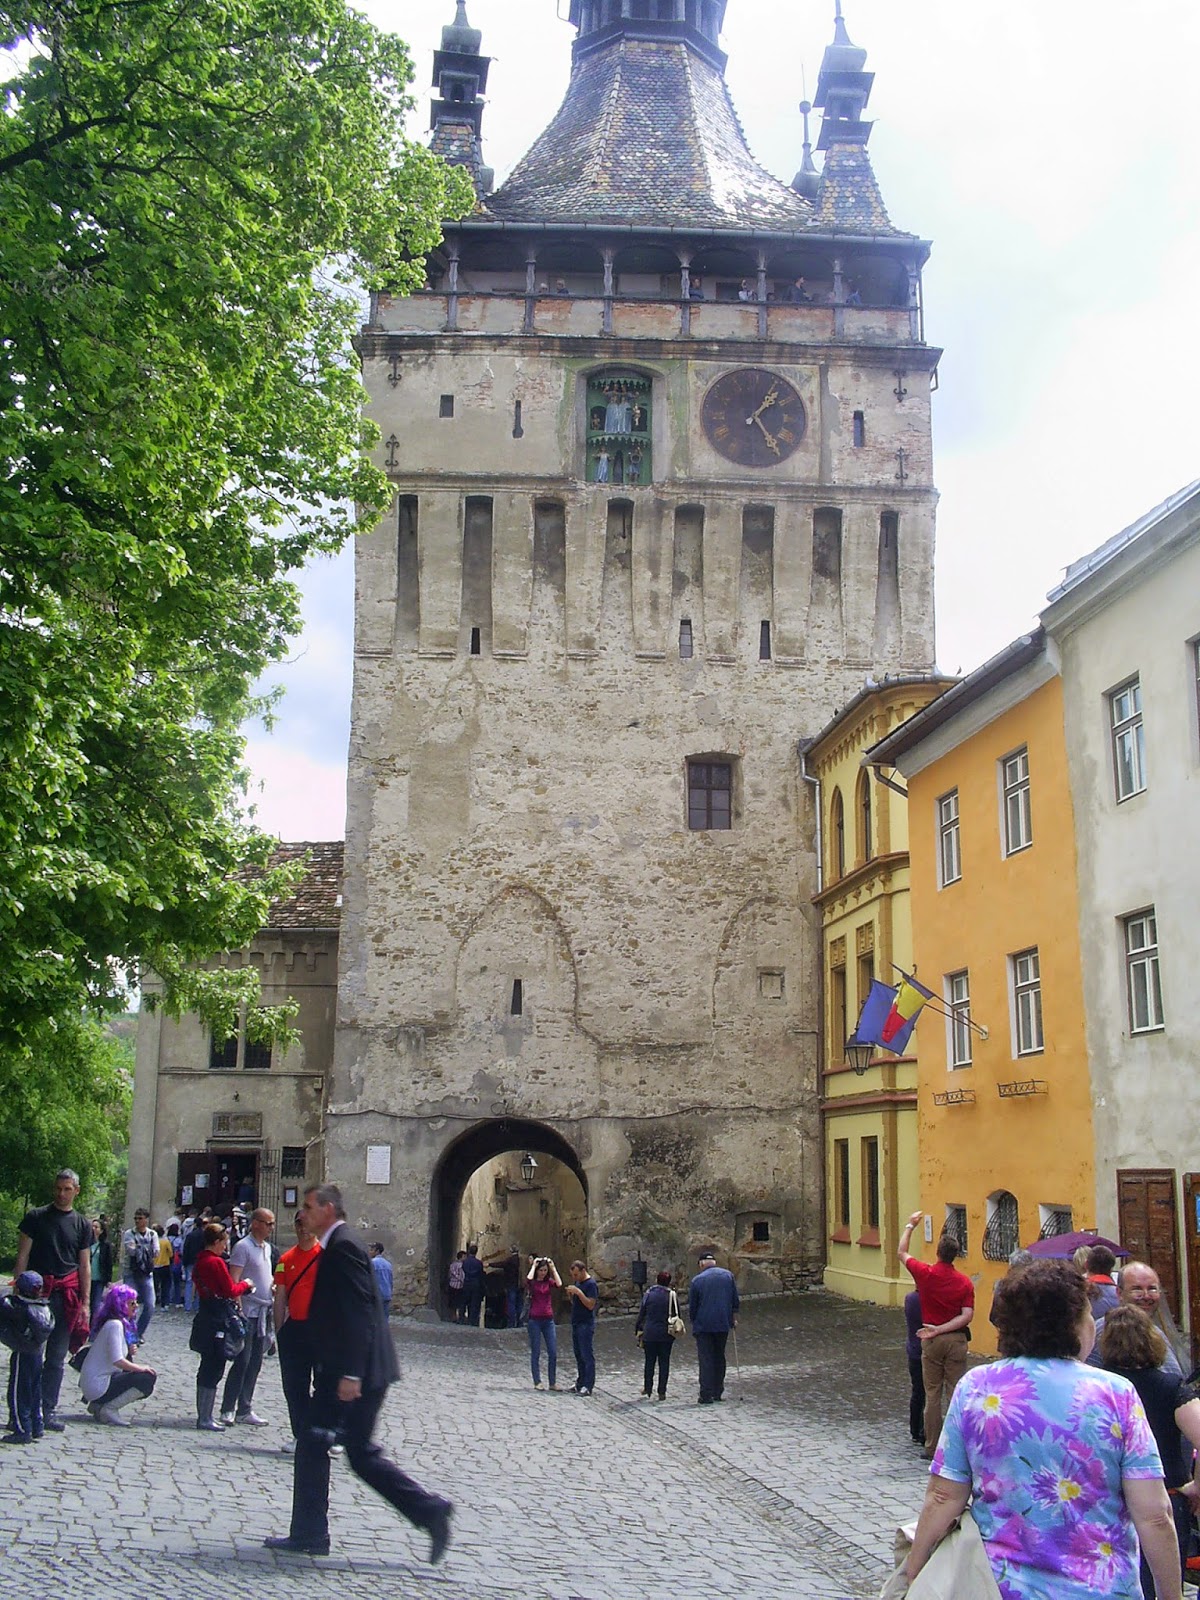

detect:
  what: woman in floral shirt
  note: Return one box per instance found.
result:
[905,1259,1183,1600]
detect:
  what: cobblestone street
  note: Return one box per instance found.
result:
[0,1291,935,1599]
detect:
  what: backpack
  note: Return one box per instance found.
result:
[129,1231,155,1277]
[0,1295,54,1353]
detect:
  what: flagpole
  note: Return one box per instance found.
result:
[888,961,989,1040]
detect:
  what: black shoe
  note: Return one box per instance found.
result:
[1,1433,32,1444]
[263,1535,330,1556]
[697,1397,714,1405]
[427,1502,453,1566]
[42,1414,65,1433]
[713,1394,724,1402]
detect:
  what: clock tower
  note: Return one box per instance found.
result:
[338,1,938,1311]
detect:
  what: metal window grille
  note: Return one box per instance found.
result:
[1039,1208,1073,1239]
[944,1204,968,1256]
[280,1146,307,1180]
[1002,747,1032,854]
[208,1035,238,1071]
[1110,679,1146,801]
[983,1192,1020,1260]
[243,1037,272,1071]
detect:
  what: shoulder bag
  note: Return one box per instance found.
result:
[666,1289,685,1338]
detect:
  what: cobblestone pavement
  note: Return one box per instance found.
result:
[0,1290,939,1600]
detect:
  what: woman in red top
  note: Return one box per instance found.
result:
[189,1221,253,1431]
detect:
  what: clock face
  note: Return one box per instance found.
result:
[701,368,807,467]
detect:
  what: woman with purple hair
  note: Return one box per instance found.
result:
[79,1283,156,1425]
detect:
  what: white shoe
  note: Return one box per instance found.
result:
[219,1411,236,1425]
[96,1405,130,1427]
[280,1439,295,1454]
[237,1411,269,1426]
[328,1444,344,1457]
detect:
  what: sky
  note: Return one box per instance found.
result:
[243,0,1200,839]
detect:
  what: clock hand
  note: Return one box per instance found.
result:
[744,386,780,426]
[753,414,782,455]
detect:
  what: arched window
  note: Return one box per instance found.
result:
[830,788,845,879]
[858,770,872,863]
[983,1191,1020,1261]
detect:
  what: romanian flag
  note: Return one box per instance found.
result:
[880,976,935,1054]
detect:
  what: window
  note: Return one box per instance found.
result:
[1039,1205,1073,1239]
[937,790,961,886]
[758,620,771,661]
[830,788,846,878]
[281,1147,307,1180]
[946,970,972,1067]
[1109,677,1146,800]
[1124,910,1164,1032]
[857,947,875,1011]
[944,1204,968,1257]
[679,618,693,659]
[830,962,847,1067]
[857,771,872,863]
[208,1035,238,1072]
[983,1192,1020,1260]
[439,393,455,418]
[243,1037,272,1071]
[510,979,523,1016]
[861,1137,880,1233]
[586,367,652,484]
[852,410,866,447]
[1010,948,1044,1056]
[752,1220,770,1243]
[1001,747,1032,854]
[687,759,732,830]
[1194,640,1200,752]
[833,1140,851,1235]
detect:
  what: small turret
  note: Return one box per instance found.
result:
[791,100,820,199]
[430,2,494,195]
[814,1,874,149]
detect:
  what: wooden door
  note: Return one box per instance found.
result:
[1117,1168,1180,1319]
[1183,1173,1200,1370]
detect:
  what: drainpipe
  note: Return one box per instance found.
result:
[798,739,826,1282]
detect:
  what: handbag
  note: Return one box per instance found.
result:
[666,1289,685,1339]
[218,1299,248,1358]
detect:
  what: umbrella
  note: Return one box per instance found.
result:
[1024,1231,1127,1259]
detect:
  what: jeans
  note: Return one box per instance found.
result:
[94,1368,156,1408]
[183,1265,197,1312]
[463,1282,484,1327]
[920,1330,968,1454]
[528,1317,557,1386]
[571,1321,595,1392]
[6,1348,44,1438]
[125,1273,155,1342]
[506,1288,521,1328]
[907,1355,926,1442]
[695,1331,729,1400]
[221,1321,266,1416]
[41,1288,75,1415]
[642,1337,673,1397]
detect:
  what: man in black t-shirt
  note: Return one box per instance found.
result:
[13,1169,92,1431]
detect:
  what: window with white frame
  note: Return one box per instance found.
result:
[937,789,961,887]
[946,970,972,1067]
[1124,910,1164,1033]
[1010,948,1044,1056]
[1001,747,1032,854]
[1109,677,1146,801]
[1038,1204,1073,1239]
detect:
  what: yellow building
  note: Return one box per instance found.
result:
[866,631,1096,1353]
[806,676,954,1308]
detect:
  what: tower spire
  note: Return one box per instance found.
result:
[792,98,820,199]
[430,1,493,196]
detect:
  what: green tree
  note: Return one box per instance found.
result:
[0,1,472,1193]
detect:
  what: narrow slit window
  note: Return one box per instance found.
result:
[439,394,455,418]
[512,400,523,438]
[679,618,694,659]
[510,979,523,1016]
[759,620,771,660]
[853,410,866,447]
[469,626,481,656]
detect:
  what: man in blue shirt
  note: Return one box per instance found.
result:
[461,1243,486,1327]
[688,1251,739,1405]
[370,1244,393,1316]
[565,1261,598,1394]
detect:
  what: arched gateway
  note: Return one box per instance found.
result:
[430,1119,589,1319]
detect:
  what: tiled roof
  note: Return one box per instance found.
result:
[813,141,896,235]
[487,37,817,232]
[262,842,343,931]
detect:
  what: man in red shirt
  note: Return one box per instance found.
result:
[899,1210,974,1458]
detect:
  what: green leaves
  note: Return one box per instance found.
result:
[0,0,471,1189]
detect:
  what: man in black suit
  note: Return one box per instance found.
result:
[264,1183,453,1563]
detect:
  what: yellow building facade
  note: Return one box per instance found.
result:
[807,677,953,1308]
[867,634,1096,1353]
